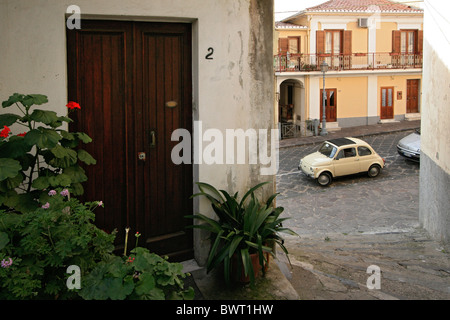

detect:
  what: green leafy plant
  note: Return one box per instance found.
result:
[0,93,95,213]
[0,193,115,299]
[79,246,194,300]
[187,182,297,286]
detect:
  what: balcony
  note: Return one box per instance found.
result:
[274,52,423,73]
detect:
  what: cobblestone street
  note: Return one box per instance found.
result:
[274,129,450,299]
[276,131,420,236]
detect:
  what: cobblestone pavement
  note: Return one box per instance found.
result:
[275,130,450,299]
[276,131,420,236]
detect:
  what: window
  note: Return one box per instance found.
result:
[343,148,356,157]
[399,31,416,54]
[336,148,356,159]
[381,88,393,108]
[278,37,300,54]
[325,30,341,55]
[393,30,419,54]
[358,146,372,156]
[319,142,338,158]
[380,86,394,119]
[316,30,352,69]
[288,37,300,54]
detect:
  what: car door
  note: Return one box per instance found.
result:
[357,146,374,172]
[333,147,360,176]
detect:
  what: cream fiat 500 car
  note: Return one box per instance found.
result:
[298,137,385,186]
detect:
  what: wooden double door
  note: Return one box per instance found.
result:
[67,20,193,261]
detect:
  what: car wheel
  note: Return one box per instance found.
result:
[368,164,381,178]
[317,172,332,186]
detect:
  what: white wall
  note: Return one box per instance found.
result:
[419,0,450,243]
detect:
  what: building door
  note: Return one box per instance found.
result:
[67,20,193,261]
[407,79,419,113]
[320,89,337,122]
[380,87,394,119]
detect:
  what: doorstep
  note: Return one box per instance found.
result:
[185,253,300,300]
[405,113,421,121]
[378,119,399,124]
[320,121,341,132]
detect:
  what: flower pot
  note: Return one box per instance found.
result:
[231,251,270,284]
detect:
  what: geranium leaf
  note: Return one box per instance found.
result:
[32,176,50,190]
[30,109,58,125]
[0,232,9,250]
[0,136,32,158]
[0,113,22,126]
[77,149,96,165]
[59,130,75,140]
[76,132,92,144]
[2,93,25,108]
[0,158,22,181]
[24,128,61,149]
[63,165,87,183]
[21,94,48,107]
[70,182,84,196]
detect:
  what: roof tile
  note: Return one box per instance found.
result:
[306,0,423,12]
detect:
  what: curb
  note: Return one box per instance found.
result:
[279,121,420,149]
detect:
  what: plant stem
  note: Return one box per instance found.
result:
[14,102,26,116]
[26,146,40,193]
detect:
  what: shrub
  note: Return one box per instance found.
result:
[79,246,194,300]
[0,93,193,300]
[0,93,95,213]
[0,193,115,299]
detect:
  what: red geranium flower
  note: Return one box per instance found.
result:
[17,132,27,137]
[66,101,81,110]
[0,126,11,138]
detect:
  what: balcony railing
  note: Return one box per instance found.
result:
[274,52,423,72]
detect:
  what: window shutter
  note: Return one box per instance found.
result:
[392,30,401,54]
[416,30,423,54]
[288,36,300,54]
[343,30,352,55]
[279,38,288,53]
[316,30,325,55]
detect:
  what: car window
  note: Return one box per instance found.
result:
[318,142,337,158]
[343,148,356,157]
[358,146,372,156]
[335,147,356,159]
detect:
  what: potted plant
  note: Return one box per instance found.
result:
[187,181,297,286]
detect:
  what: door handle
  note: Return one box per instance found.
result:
[150,130,156,148]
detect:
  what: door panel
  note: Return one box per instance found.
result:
[380,87,394,119]
[320,89,337,122]
[407,79,419,113]
[333,147,359,176]
[67,20,193,261]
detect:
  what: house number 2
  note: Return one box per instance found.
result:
[205,47,214,60]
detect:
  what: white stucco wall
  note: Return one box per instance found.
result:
[419,0,450,243]
[0,0,275,263]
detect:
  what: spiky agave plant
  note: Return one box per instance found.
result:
[186,181,297,286]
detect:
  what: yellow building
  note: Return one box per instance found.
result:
[274,0,423,137]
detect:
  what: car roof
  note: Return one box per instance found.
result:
[326,138,356,147]
[326,137,369,147]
